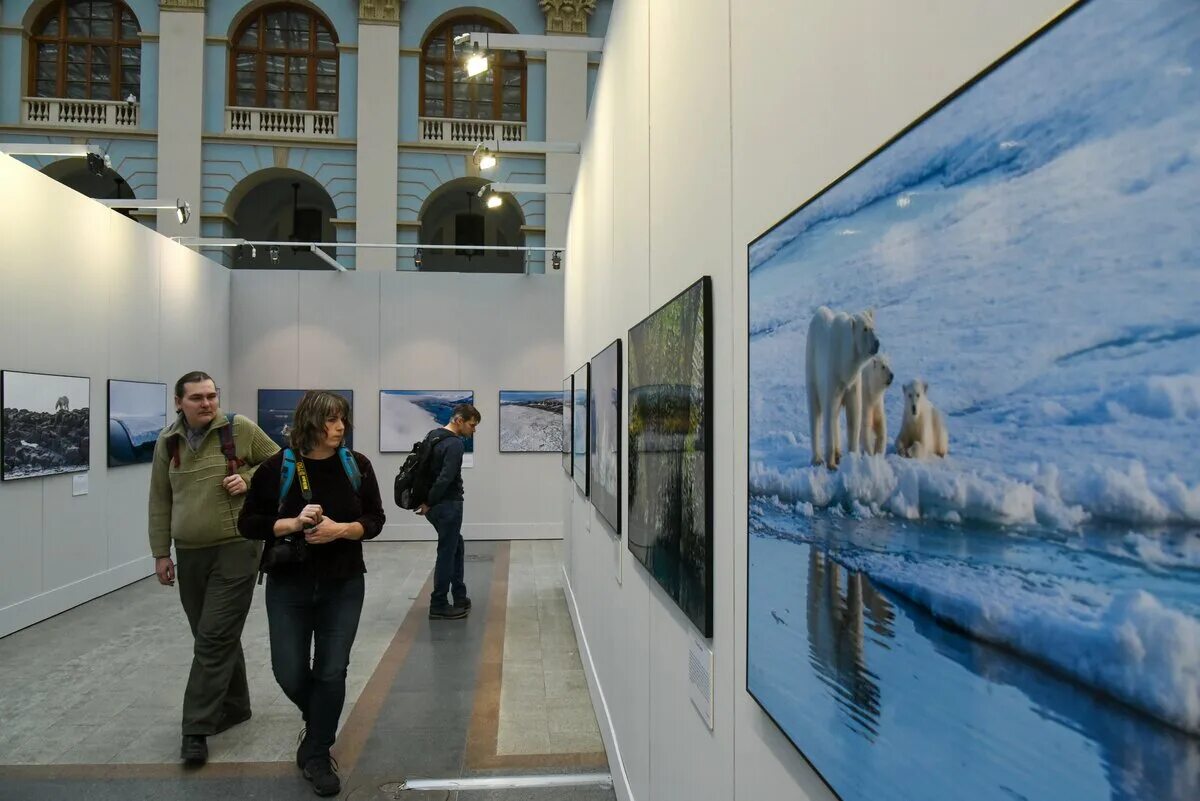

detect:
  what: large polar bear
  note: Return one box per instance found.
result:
[806,306,880,469]
[895,379,949,458]
[858,355,893,455]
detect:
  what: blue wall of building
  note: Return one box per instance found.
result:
[1,0,611,271]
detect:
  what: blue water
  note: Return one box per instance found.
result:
[748,501,1200,801]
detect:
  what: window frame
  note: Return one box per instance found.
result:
[419,15,527,122]
[27,0,142,101]
[227,3,339,112]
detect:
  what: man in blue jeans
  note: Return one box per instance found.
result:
[418,403,481,620]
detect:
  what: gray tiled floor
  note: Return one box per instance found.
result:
[0,540,613,801]
[0,542,435,766]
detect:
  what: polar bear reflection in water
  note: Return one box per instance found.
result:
[805,306,948,469]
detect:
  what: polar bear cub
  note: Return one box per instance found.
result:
[806,306,880,469]
[858,356,893,455]
[895,379,949,458]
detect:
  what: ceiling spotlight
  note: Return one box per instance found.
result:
[269,246,280,263]
[1,143,110,177]
[466,44,489,77]
[98,196,193,223]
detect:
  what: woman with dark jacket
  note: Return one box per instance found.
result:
[238,390,384,797]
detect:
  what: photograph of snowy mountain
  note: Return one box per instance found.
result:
[107,379,167,467]
[590,340,622,535]
[572,363,589,494]
[499,390,563,453]
[380,390,475,467]
[2,370,90,480]
[258,389,354,450]
[562,376,573,475]
[746,1,1200,800]
[628,277,713,636]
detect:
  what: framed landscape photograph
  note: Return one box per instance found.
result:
[380,390,475,467]
[589,339,622,535]
[746,1,1200,800]
[258,389,354,450]
[107,379,167,467]
[571,363,589,495]
[562,376,573,476]
[499,390,563,453]
[627,277,713,636]
[1,370,91,480]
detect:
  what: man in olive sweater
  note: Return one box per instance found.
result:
[148,372,279,765]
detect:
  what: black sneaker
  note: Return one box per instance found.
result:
[302,754,341,797]
[454,596,472,611]
[429,603,468,620]
[180,734,208,765]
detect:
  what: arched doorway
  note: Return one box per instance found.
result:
[41,157,136,202]
[226,169,337,269]
[418,178,524,273]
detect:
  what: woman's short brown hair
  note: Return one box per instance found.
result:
[289,390,353,452]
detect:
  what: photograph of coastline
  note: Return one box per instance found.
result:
[107,379,167,467]
[499,390,563,453]
[380,390,475,467]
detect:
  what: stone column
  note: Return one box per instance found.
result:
[155,0,205,236]
[354,0,401,271]
[541,1,595,256]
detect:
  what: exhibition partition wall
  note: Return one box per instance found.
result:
[0,155,232,638]
[560,1,1095,801]
[228,270,565,541]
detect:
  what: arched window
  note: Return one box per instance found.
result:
[420,16,525,121]
[229,4,338,110]
[29,0,141,100]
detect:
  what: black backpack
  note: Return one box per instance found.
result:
[394,429,455,510]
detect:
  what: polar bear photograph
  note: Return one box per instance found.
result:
[748,2,1200,801]
[894,379,948,458]
[805,306,879,469]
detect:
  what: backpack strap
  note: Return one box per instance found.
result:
[278,449,298,513]
[167,412,241,471]
[337,445,362,492]
[217,412,243,476]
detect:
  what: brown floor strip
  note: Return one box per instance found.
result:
[465,542,608,771]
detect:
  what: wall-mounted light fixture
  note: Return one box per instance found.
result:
[414,248,423,269]
[477,183,503,209]
[551,250,562,270]
[472,142,497,171]
[455,31,604,78]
